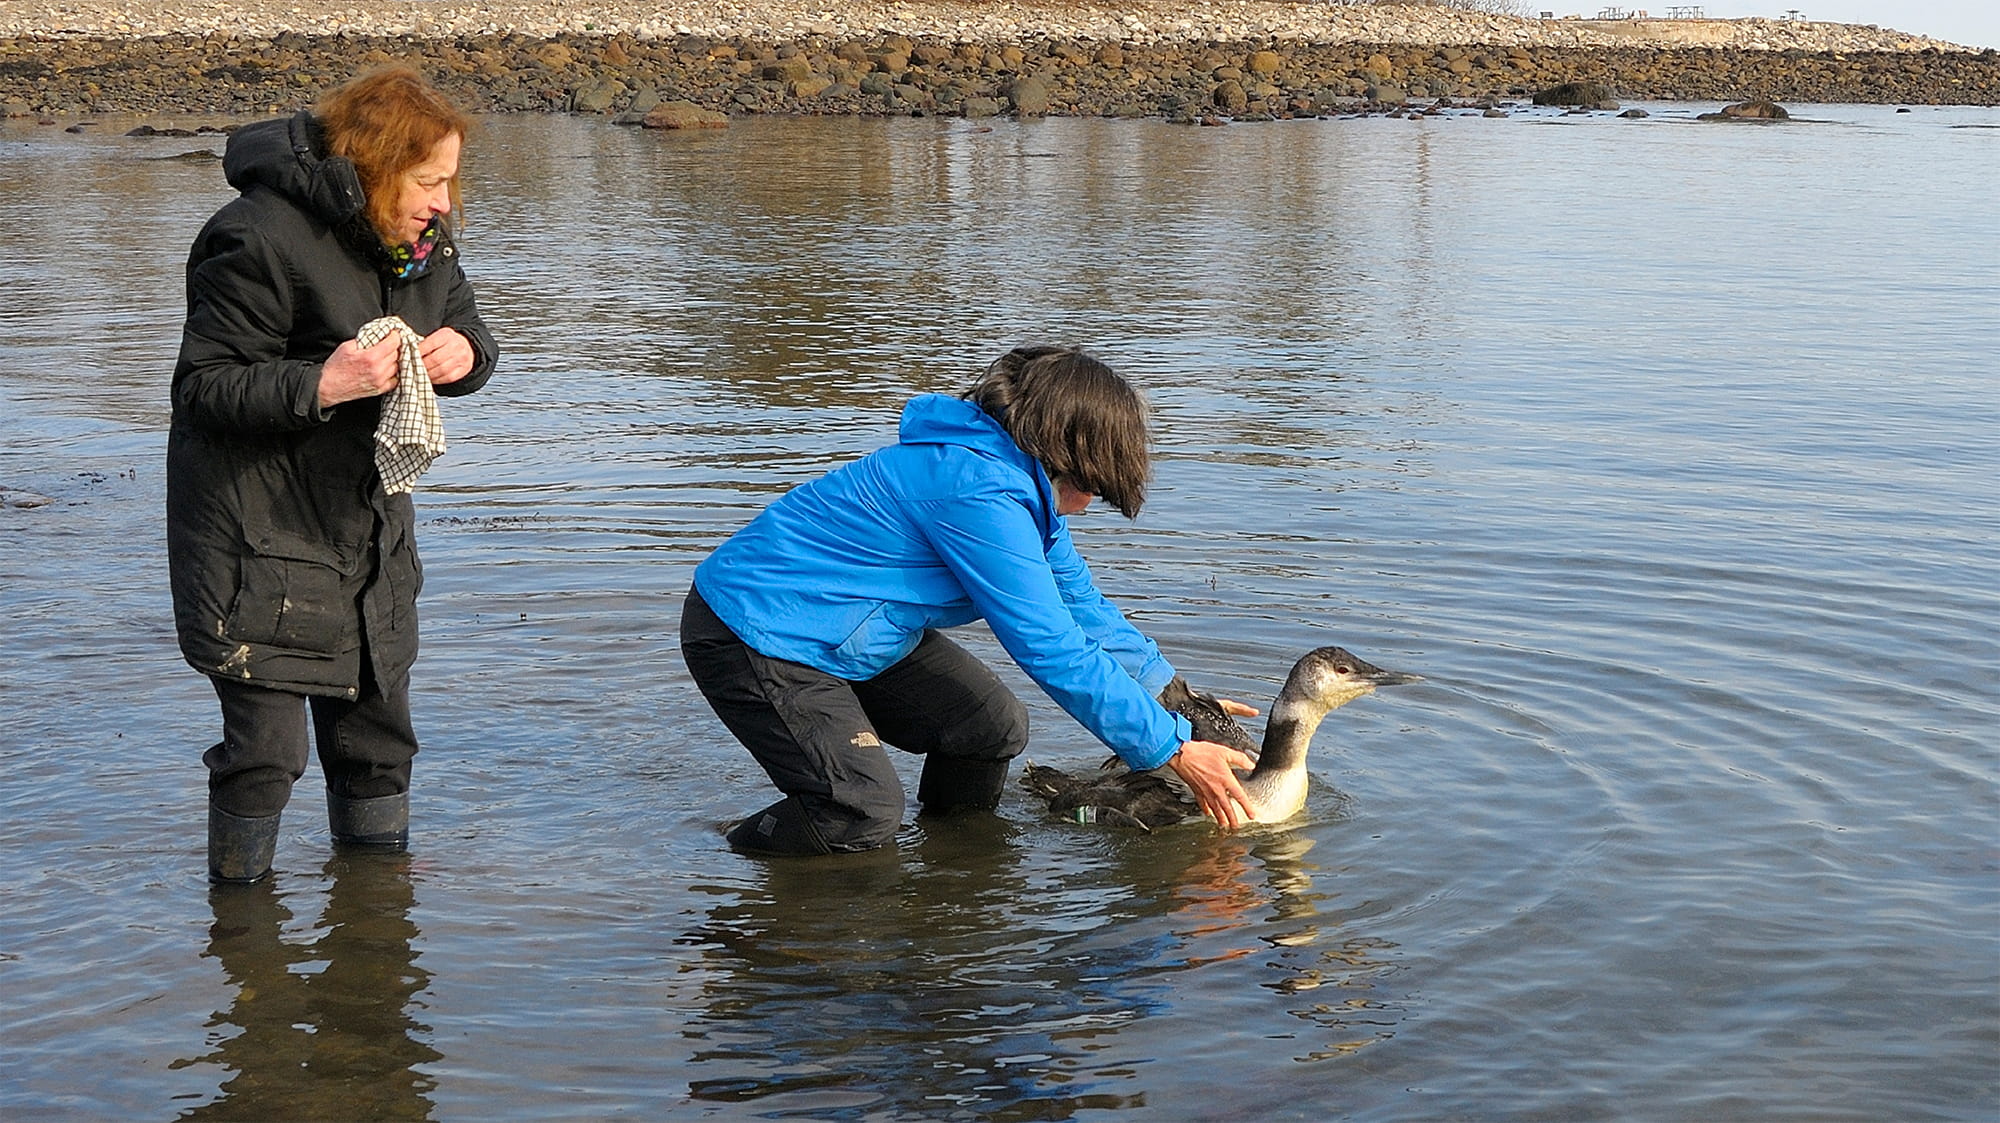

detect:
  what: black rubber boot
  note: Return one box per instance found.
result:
[328,791,409,848]
[209,804,281,884]
[916,756,1012,816]
[725,795,832,856]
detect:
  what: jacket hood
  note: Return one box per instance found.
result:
[898,392,1057,533]
[224,111,367,226]
[898,394,1029,465]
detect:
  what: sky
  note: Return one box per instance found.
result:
[1672,1,2000,48]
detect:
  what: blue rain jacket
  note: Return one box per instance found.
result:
[692,394,1193,770]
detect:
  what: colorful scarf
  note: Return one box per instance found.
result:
[386,219,442,280]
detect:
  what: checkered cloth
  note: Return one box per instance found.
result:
[360,316,446,495]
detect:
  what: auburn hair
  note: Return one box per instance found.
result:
[317,67,471,246]
[963,346,1153,519]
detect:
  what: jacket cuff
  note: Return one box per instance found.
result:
[1125,711,1192,772]
[302,363,332,423]
[1135,653,1178,695]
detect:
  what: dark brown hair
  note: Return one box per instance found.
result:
[963,345,1152,518]
[317,66,471,245]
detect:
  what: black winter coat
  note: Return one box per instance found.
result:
[167,111,499,698]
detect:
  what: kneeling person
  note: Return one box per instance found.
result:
[681,346,1252,855]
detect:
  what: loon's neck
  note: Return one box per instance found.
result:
[1246,699,1332,778]
[1239,698,1337,821]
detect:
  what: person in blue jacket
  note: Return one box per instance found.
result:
[681,345,1255,855]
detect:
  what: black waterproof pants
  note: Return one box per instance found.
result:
[680,589,1030,852]
[204,672,420,819]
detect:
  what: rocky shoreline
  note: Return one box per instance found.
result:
[3,2,1995,120]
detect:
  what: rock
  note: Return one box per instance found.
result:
[641,99,727,129]
[570,78,623,113]
[1619,108,1650,118]
[961,95,1003,119]
[1,489,54,508]
[1007,76,1050,116]
[1366,83,1408,106]
[761,56,812,83]
[1707,98,1791,119]
[1533,81,1619,110]
[1212,79,1248,113]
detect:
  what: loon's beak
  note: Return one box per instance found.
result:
[1364,668,1423,688]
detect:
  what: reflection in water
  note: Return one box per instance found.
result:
[676,821,1398,1117]
[173,855,438,1121]
[1167,832,1403,1063]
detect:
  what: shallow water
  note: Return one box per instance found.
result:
[2,103,1996,1121]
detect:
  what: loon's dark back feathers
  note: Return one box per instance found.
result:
[1020,647,1420,829]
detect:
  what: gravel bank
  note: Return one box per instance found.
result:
[4,1,1995,117]
[0,0,1982,52]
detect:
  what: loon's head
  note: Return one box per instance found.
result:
[1285,646,1422,712]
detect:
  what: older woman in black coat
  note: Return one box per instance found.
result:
[167,67,499,883]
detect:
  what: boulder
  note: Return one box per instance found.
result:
[641,100,727,129]
[1,489,53,508]
[570,78,623,113]
[1701,98,1791,119]
[627,87,663,114]
[761,56,813,83]
[1533,81,1619,110]
[1008,76,1051,116]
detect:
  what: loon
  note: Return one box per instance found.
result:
[1021,646,1420,830]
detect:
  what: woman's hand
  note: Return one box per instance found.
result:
[1216,698,1259,718]
[317,333,402,408]
[419,327,475,386]
[1170,739,1256,829]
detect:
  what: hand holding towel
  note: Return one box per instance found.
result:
[360,315,447,495]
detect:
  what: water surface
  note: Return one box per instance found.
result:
[2,103,1995,1120]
